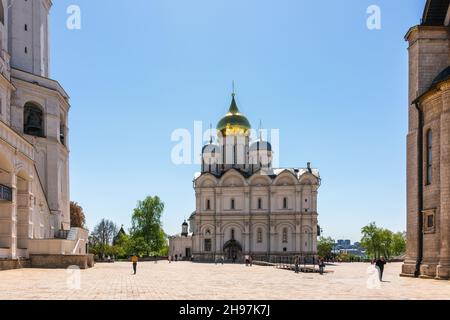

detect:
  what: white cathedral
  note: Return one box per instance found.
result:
[170,93,321,262]
[0,0,88,266]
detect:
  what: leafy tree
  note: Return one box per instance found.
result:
[317,237,335,260]
[361,223,406,259]
[361,222,381,259]
[70,201,86,229]
[125,236,150,257]
[379,229,394,259]
[391,232,406,257]
[131,196,167,256]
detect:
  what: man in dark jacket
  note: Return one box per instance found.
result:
[375,256,387,281]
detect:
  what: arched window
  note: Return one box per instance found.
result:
[282,228,288,243]
[24,103,44,137]
[258,198,262,210]
[231,198,235,210]
[60,114,66,146]
[283,197,288,209]
[257,228,263,243]
[0,2,4,25]
[206,199,211,210]
[426,129,433,185]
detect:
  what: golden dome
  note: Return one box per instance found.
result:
[217,94,251,136]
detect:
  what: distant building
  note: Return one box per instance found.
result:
[336,240,352,249]
[169,221,192,260]
[333,240,366,258]
[192,93,320,261]
[170,92,321,262]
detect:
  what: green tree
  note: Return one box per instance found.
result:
[126,236,150,257]
[361,223,406,259]
[317,237,335,260]
[131,196,167,256]
[113,232,129,259]
[379,229,394,259]
[361,222,382,259]
[391,232,406,257]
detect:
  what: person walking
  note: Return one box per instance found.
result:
[375,256,387,281]
[294,256,300,274]
[131,255,138,275]
[319,258,326,275]
[245,255,250,267]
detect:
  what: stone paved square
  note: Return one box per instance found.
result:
[0,262,449,300]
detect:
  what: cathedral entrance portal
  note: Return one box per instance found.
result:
[223,240,242,262]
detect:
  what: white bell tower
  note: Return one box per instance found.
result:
[8,0,51,77]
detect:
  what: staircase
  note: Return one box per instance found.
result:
[67,228,78,241]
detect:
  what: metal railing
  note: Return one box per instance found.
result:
[0,184,12,202]
[55,230,69,240]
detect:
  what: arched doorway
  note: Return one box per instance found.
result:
[223,240,242,262]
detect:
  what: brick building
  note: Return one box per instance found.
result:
[402,0,450,279]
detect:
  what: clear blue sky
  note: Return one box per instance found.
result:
[50,0,424,242]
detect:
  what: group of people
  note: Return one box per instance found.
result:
[168,254,184,263]
[293,256,326,275]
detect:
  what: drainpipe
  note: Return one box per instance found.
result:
[414,101,424,278]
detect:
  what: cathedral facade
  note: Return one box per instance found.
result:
[0,0,88,264]
[402,0,450,279]
[170,94,321,262]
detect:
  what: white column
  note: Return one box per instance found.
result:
[9,173,17,259]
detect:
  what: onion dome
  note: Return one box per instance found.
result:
[217,94,251,137]
[250,139,272,152]
[202,143,220,154]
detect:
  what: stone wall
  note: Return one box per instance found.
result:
[0,259,30,271]
[30,254,94,270]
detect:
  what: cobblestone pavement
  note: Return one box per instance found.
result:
[0,262,448,300]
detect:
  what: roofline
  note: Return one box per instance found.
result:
[413,77,450,104]
[422,0,433,23]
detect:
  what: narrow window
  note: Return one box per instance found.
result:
[427,215,434,228]
[231,229,235,240]
[283,197,288,209]
[257,228,263,243]
[258,198,262,210]
[206,199,211,210]
[60,116,66,146]
[282,228,288,243]
[204,239,212,252]
[231,199,235,210]
[426,129,433,185]
[0,2,4,25]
